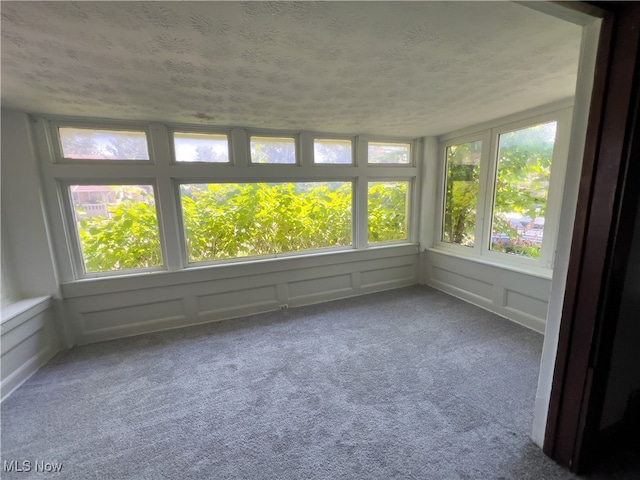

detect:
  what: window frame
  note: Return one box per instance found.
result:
[247,133,300,166]
[51,120,154,165]
[169,127,233,165]
[312,136,355,166]
[366,177,415,246]
[59,178,167,279]
[33,116,418,282]
[174,178,358,267]
[366,140,414,167]
[435,107,573,272]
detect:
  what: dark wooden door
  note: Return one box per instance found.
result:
[543,2,640,473]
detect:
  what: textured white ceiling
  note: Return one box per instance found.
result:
[0,1,582,137]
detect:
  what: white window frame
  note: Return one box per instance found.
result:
[366,139,414,167]
[168,127,233,165]
[247,132,300,166]
[312,136,355,166]
[30,116,419,282]
[59,178,167,279]
[174,178,358,267]
[434,106,573,273]
[50,120,154,165]
[366,177,415,246]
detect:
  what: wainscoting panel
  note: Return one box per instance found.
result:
[62,246,420,345]
[1,297,60,401]
[424,250,551,333]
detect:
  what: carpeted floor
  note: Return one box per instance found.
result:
[0,286,636,479]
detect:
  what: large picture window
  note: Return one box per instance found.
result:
[179,182,353,263]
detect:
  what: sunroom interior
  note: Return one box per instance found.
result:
[1,0,603,452]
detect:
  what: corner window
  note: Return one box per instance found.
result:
[69,184,163,273]
[59,128,149,160]
[490,121,557,259]
[442,140,482,247]
[368,181,409,243]
[250,136,296,164]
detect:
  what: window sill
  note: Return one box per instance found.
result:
[425,247,553,280]
[1,296,52,333]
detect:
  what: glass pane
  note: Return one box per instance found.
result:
[491,121,557,258]
[70,185,162,273]
[314,139,352,164]
[174,132,229,163]
[59,128,149,160]
[180,182,352,263]
[250,137,296,164]
[442,140,482,247]
[368,181,409,243]
[368,142,410,164]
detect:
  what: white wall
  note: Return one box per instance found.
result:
[62,245,419,345]
[423,251,551,333]
[1,110,65,398]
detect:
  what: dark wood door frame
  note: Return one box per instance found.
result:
[544,2,640,473]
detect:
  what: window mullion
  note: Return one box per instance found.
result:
[355,136,368,249]
[476,129,497,255]
[149,124,182,271]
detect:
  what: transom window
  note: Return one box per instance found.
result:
[173,132,229,163]
[59,127,149,160]
[250,136,296,164]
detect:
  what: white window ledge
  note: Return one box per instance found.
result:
[1,296,52,333]
[425,247,553,280]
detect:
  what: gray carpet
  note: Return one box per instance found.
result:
[0,286,632,479]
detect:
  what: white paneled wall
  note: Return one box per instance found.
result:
[1,297,60,400]
[423,250,551,333]
[62,246,419,345]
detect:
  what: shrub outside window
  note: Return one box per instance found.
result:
[368,181,409,243]
[179,182,353,263]
[442,140,482,247]
[69,184,162,273]
[490,121,557,259]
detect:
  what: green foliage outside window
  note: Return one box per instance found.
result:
[74,182,408,273]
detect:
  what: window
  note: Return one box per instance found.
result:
[368,142,410,164]
[250,136,296,164]
[37,118,416,280]
[179,182,352,263]
[69,184,162,274]
[490,122,557,258]
[59,127,149,160]
[313,139,352,164]
[442,140,482,247]
[437,109,568,269]
[368,181,409,243]
[173,132,229,163]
